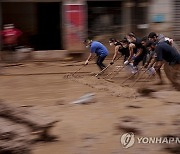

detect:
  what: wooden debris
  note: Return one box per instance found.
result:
[0,101,59,153]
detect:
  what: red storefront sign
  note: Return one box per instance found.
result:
[64,3,86,51]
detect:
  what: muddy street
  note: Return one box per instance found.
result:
[0,60,179,154]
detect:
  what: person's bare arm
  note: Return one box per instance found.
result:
[154,61,163,70]
[135,48,142,58]
[144,54,152,68]
[111,46,119,63]
[147,56,156,68]
[85,53,93,65]
[154,61,163,80]
[127,43,135,61]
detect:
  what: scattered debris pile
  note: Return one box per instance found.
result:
[0,101,59,154]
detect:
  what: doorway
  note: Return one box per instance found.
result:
[36,2,62,50]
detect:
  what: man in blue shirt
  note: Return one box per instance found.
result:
[84,39,109,70]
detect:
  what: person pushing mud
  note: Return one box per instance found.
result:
[109,38,130,65]
[148,32,173,46]
[146,40,180,89]
[84,38,109,70]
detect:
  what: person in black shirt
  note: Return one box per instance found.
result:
[141,36,151,67]
[109,38,122,65]
[133,36,148,66]
[125,33,147,73]
[148,32,173,46]
[146,41,180,84]
[120,39,130,62]
[109,38,130,65]
[124,33,138,65]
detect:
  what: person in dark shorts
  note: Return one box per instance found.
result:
[84,39,109,70]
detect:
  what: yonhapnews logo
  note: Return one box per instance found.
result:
[120,132,180,149]
[120,132,135,148]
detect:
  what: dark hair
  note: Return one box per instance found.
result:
[109,38,117,43]
[146,41,156,47]
[114,41,122,46]
[127,32,136,38]
[141,36,148,42]
[83,38,91,44]
[148,32,157,38]
[121,38,129,44]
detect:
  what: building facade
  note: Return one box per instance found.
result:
[0,0,179,52]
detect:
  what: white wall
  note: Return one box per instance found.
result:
[148,0,173,36]
[149,0,173,22]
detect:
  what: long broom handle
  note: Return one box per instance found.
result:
[109,65,125,80]
[71,55,96,76]
[130,69,148,87]
[71,65,86,76]
[95,64,111,77]
[121,66,144,84]
[133,71,156,88]
[95,55,122,77]
[105,68,116,78]
[102,55,122,78]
